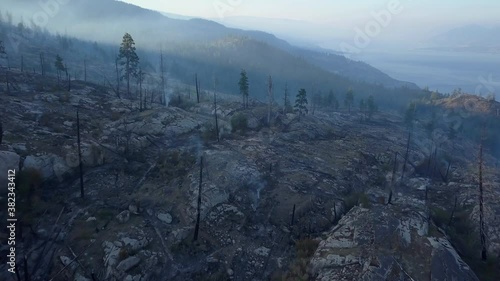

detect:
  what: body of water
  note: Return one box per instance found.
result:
[355,50,500,97]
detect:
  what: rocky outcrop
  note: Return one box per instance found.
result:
[309,205,479,281]
[23,154,69,181]
[0,151,20,195]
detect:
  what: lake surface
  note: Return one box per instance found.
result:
[354,50,500,97]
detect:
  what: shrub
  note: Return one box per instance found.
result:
[110,111,122,121]
[273,238,319,281]
[59,91,71,103]
[169,95,195,110]
[157,150,196,181]
[231,113,248,133]
[344,191,371,212]
[202,123,218,143]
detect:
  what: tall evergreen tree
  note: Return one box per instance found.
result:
[359,98,366,120]
[0,40,5,55]
[54,54,65,82]
[367,95,377,119]
[238,70,249,108]
[327,90,339,110]
[283,83,291,114]
[118,33,140,97]
[294,88,308,119]
[345,88,354,113]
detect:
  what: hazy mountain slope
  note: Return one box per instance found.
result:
[4,0,417,89]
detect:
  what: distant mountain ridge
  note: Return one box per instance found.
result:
[4,0,418,91]
[422,24,500,53]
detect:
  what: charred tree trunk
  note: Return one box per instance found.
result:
[290,204,296,226]
[195,74,200,104]
[479,135,487,260]
[283,83,288,114]
[401,131,411,181]
[23,256,29,281]
[193,156,203,241]
[115,56,120,98]
[432,148,438,179]
[138,70,143,111]
[6,68,10,94]
[387,151,398,205]
[77,108,84,199]
[84,58,87,82]
[160,50,166,105]
[39,53,45,76]
[391,152,398,185]
[214,79,220,143]
[448,196,458,226]
[267,75,273,126]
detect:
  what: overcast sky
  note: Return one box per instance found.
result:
[118,0,499,48]
[119,0,499,25]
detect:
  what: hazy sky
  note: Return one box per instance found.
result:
[119,0,499,48]
[119,0,499,25]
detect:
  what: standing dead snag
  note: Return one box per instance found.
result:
[115,55,120,98]
[213,78,220,142]
[195,74,200,104]
[448,196,458,227]
[478,131,487,261]
[39,53,45,76]
[160,49,166,105]
[267,75,273,126]
[283,82,289,114]
[193,156,203,241]
[84,57,87,82]
[5,69,9,93]
[387,151,399,205]
[290,204,296,226]
[77,108,84,199]
[401,131,411,181]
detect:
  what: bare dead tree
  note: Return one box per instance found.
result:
[387,151,399,205]
[193,156,203,241]
[391,151,399,185]
[5,68,10,93]
[160,49,166,105]
[103,75,121,99]
[290,204,296,226]
[39,53,45,76]
[115,55,120,97]
[195,73,200,104]
[448,196,458,227]
[213,78,220,142]
[479,129,487,261]
[138,69,144,111]
[77,108,84,199]
[68,73,71,91]
[431,147,438,179]
[401,131,411,181]
[84,57,87,82]
[283,82,289,114]
[267,75,273,126]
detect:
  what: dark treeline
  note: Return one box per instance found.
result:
[0,12,427,112]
